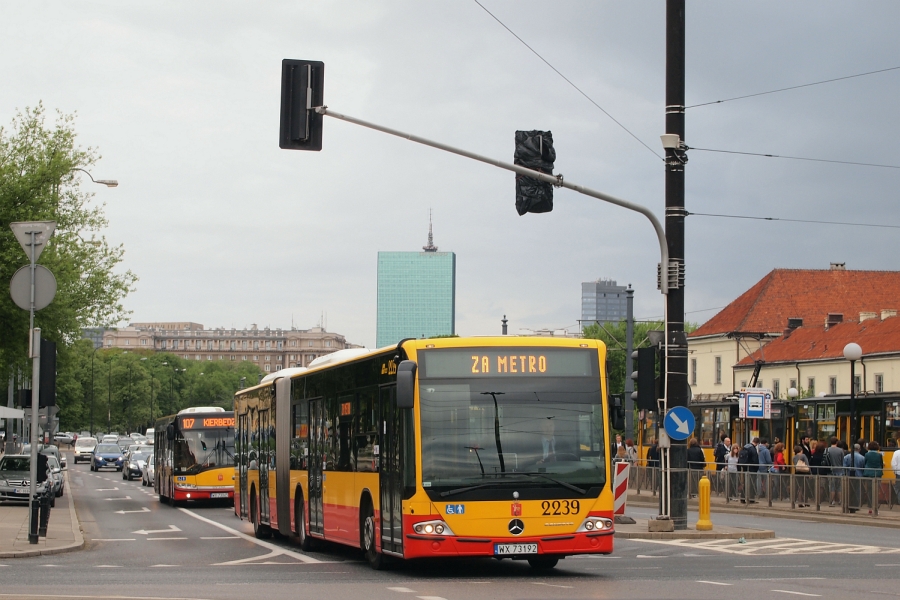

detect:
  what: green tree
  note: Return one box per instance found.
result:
[0,104,137,380]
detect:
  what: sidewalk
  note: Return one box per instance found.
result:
[625,489,900,529]
[0,464,84,558]
[615,518,774,540]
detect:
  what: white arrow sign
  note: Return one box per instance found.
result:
[96,488,119,491]
[132,525,182,536]
[105,496,132,501]
[115,507,151,515]
[670,413,690,435]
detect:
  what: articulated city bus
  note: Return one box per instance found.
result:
[154,407,236,505]
[233,337,619,569]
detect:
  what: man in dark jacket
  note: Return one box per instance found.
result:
[686,438,707,498]
[738,437,760,503]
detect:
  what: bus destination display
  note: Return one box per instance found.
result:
[420,348,596,379]
[179,416,235,430]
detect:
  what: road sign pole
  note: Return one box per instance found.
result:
[28,232,40,544]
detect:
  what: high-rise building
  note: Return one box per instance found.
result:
[581,278,628,325]
[376,216,456,347]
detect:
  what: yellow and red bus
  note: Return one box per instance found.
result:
[233,337,618,569]
[154,407,236,505]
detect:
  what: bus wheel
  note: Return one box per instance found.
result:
[252,492,271,539]
[527,556,559,570]
[362,504,386,570]
[295,495,313,551]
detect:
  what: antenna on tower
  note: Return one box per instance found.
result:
[423,209,438,252]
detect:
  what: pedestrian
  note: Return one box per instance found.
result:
[646,436,660,492]
[891,444,900,505]
[614,445,628,463]
[714,434,730,493]
[824,437,845,506]
[624,438,638,464]
[843,443,866,513]
[792,444,811,507]
[758,438,773,499]
[687,438,706,498]
[615,434,623,449]
[772,442,787,500]
[738,437,760,503]
[809,441,826,475]
[727,445,741,499]
[800,435,813,460]
[863,441,884,514]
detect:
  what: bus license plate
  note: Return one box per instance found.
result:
[210,493,229,498]
[495,543,537,555]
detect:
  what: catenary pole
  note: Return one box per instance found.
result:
[624,286,634,439]
[664,0,689,530]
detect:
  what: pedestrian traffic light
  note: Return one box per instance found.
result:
[513,130,555,215]
[631,347,656,411]
[279,59,325,151]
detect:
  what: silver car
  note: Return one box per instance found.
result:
[46,455,65,506]
[141,453,156,487]
[0,455,50,504]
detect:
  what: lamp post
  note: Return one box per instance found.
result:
[141,357,155,430]
[843,343,863,449]
[90,344,103,436]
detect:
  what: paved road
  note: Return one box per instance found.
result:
[4,456,900,599]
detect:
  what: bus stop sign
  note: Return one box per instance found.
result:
[739,387,772,419]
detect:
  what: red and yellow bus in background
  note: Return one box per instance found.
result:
[154,407,236,505]
[233,337,618,569]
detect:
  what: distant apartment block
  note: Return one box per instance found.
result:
[581,278,628,324]
[94,322,358,374]
[376,219,456,348]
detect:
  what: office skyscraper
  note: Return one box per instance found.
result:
[376,218,456,348]
[581,278,628,324]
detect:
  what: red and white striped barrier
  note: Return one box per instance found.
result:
[613,461,630,515]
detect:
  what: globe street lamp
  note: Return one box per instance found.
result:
[843,343,863,449]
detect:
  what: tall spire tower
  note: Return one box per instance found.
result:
[422,209,438,252]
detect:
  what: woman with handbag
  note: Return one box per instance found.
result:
[792,444,811,507]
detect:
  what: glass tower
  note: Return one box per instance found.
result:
[376,220,456,348]
[581,278,628,324]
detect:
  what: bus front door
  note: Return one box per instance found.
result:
[259,409,271,524]
[379,385,403,556]
[308,398,324,535]
[239,413,249,518]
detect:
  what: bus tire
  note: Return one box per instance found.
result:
[251,490,271,539]
[362,503,386,570]
[295,494,314,551]
[527,556,559,570]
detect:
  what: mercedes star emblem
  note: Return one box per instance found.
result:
[508,519,525,535]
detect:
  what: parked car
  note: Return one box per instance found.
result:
[144,428,155,445]
[0,455,50,504]
[116,437,133,453]
[141,453,155,487]
[91,444,124,472]
[46,455,64,505]
[73,437,98,463]
[24,444,66,471]
[53,432,74,446]
[123,449,151,481]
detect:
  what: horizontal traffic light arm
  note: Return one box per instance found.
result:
[314,106,669,294]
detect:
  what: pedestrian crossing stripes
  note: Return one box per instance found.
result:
[636,537,900,555]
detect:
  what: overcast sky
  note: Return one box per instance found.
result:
[2,2,898,348]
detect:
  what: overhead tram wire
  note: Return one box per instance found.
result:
[686,211,900,230]
[686,65,900,109]
[472,0,663,162]
[688,147,900,170]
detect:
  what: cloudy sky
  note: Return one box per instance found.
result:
[2,2,898,348]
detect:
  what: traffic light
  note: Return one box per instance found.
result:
[279,59,325,151]
[36,453,48,483]
[514,130,555,215]
[39,338,56,408]
[630,347,656,411]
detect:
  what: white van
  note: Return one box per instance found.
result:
[144,428,155,445]
[73,437,98,463]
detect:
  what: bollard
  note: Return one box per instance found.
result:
[696,475,713,531]
[39,493,50,537]
[29,498,40,544]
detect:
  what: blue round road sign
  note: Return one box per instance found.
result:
[664,406,695,441]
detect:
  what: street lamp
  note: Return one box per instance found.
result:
[844,343,863,449]
[71,167,118,188]
[787,387,799,401]
[90,344,103,436]
[140,357,156,430]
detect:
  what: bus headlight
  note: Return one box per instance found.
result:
[413,520,454,536]
[576,516,613,533]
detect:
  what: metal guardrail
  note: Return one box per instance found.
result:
[627,464,897,515]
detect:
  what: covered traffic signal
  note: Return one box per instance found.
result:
[514,130,556,215]
[279,59,325,151]
[630,347,657,411]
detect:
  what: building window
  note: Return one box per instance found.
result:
[277,341,283,350]
[207,355,212,361]
[231,355,235,361]
[265,355,270,362]
[740,381,747,388]
[876,374,884,393]
[242,356,247,361]
[106,339,112,347]
[195,355,200,361]
[309,341,313,347]
[125,340,130,345]
[789,378,797,390]
[276,355,282,362]
[291,341,296,347]
[141,339,147,346]
[714,357,722,385]
[326,340,332,348]
[854,375,861,395]
[829,377,837,395]
[253,355,258,361]
[690,358,697,386]
[773,379,780,399]
[265,364,271,372]
[808,377,815,396]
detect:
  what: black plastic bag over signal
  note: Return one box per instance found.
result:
[514,130,556,215]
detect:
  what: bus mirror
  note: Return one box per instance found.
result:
[610,394,625,431]
[396,360,417,409]
[166,424,175,441]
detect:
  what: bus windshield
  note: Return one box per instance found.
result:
[174,428,235,474]
[418,376,606,496]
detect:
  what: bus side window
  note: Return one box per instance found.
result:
[356,389,377,472]
[291,402,308,470]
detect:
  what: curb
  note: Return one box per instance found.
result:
[625,496,900,529]
[0,465,85,558]
[616,527,775,540]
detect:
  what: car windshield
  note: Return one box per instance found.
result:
[96,444,121,454]
[0,457,29,471]
[418,375,606,497]
[174,427,235,474]
[131,452,151,462]
[47,456,60,469]
[75,439,97,447]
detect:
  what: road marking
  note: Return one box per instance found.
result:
[105,496,132,501]
[416,597,447,600]
[133,525,182,535]
[96,487,119,491]
[388,588,417,593]
[697,581,732,586]
[772,591,821,597]
[115,507,151,514]
[151,564,180,567]
[735,565,809,568]
[147,537,188,540]
[91,538,136,541]
[876,564,900,566]
[95,564,122,567]
[177,506,321,564]
[637,536,900,556]
[531,582,573,589]
[201,536,240,540]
